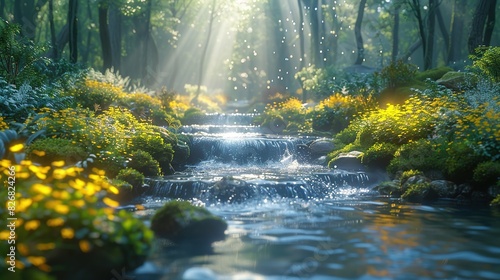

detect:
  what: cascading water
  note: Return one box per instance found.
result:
[131,113,500,280]
[140,113,373,204]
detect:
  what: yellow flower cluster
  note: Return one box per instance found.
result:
[0,153,152,274]
[0,116,7,130]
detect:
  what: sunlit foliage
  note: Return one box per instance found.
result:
[0,156,152,278]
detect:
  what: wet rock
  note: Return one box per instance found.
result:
[436,71,476,91]
[401,182,439,203]
[471,191,490,203]
[373,180,400,196]
[210,176,256,203]
[401,175,430,193]
[309,139,335,156]
[151,200,227,244]
[430,180,459,198]
[330,151,365,171]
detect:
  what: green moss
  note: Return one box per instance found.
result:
[26,138,87,165]
[182,107,205,125]
[401,182,438,203]
[128,149,161,177]
[444,141,487,183]
[473,161,500,186]
[151,200,227,244]
[362,142,398,168]
[416,66,453,81]
[400,169,424,185]
[388,139,444,177]
[116,168,145,187]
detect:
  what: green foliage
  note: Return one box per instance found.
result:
[260,98,312,134]
[131,129,174,174]
[66,79,122,111]
[0,21,48,86]
[128,149,161,177]
[116,168,145,187]
[355,96,437,147]
[0,79,71,123]
[362,142,398,168]
[442,140,487,183]
[400,169,424,185]
[472,161,500,186]
[182,107,206,125]
[401,182,438,203]
[312,93,376,133]
[470,46,500,82]
[0,158,153,278]
[491,194,500,206]
[387,139,444,177]
[295,65,381,101]
[26,138,87,165]
[379,60,418,89]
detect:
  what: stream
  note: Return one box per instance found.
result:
[130,113,500,280]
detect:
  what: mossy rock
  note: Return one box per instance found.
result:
[151,200,227,244]
[182,108,205,125]
[416,66,453,81]
[373,180,400,196]
[436,71,477,91]
[401,182,438,203]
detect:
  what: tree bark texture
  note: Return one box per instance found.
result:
[354,0,367,65]
[68,0,78,63]
[468,0,490,54]
[99,3,112,70]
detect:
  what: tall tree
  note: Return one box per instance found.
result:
[424,0,436,70]
[48,0,57,59]
[391,3,400,62]
[98,0,112,70]
[447,0,465,64]
[68,0,78,63]
[354,0,367,65]
[468,0,497,54]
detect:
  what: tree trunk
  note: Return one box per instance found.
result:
[48,0,57,60]
[468,0,490,54]
[297,0,307,102]
[436,5,449,62]
[109,4,122,71]
[409,0,427,66]
[99,3,112,70]
[391,5,400,62]
[400,39,422,61]
[309,0,322,67]
[483,0,497,46]
[68,0,78,63]
[447,0,465,64]
[81,0,92,64]
[0,0,6,19]
[354,0,367,65]
[424,0,436,70]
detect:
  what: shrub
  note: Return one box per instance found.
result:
[470,46,500,82]
[312,93,375,133]
[116,168,145,187]
[362,142,398,168]
[387,139,444,177]
[260,98,312,134]
[355,96,437,146]
[182,107,205,125]
[26,138,87,165]
[379,60,418,89]
[0,21,48,86]
[473,161,500,187]
[131,128,174,174]
[128,149,161,177]
[443,140,487,183]
[66,79,123,111]
[0,157,153,279]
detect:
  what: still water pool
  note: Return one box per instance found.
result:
[133,196,500,280]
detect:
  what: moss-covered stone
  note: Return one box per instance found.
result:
[151,200,227,244]
[401,182,438,203]
[416,66,453,81]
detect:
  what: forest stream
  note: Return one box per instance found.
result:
[128,113,500,280]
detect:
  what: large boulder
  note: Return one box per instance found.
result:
[309,139,335,156]
[329,151,365,171]
[436,71,476,91]
[210,176,256,203]
[151,200,227,244]
[430,180,459,198]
